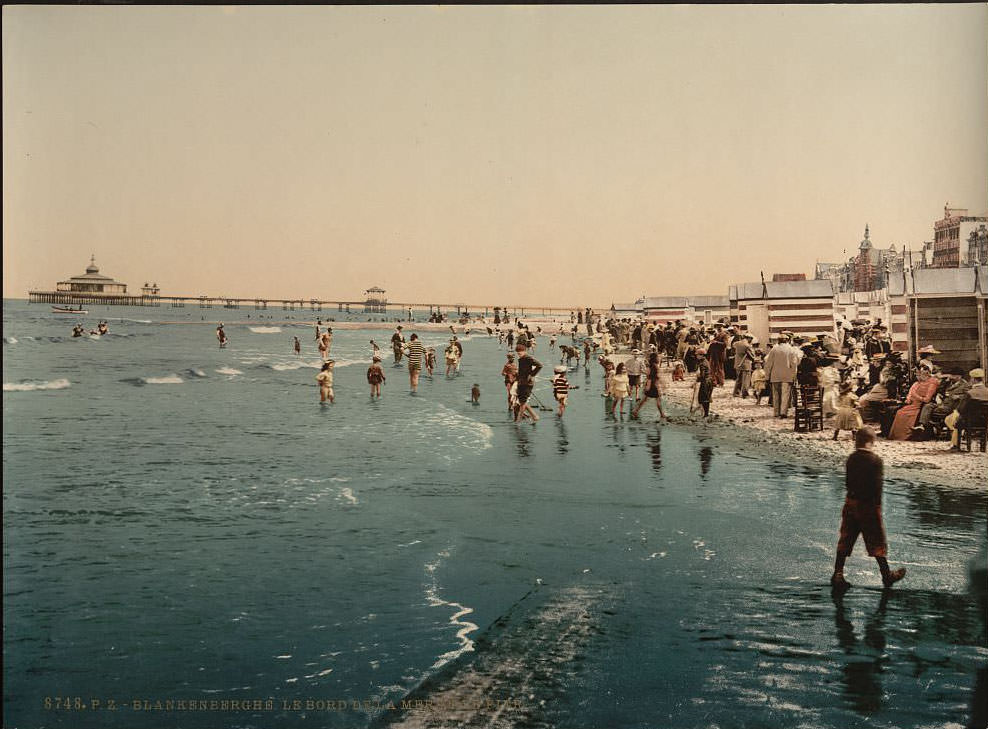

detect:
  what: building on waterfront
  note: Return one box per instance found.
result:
[610,297,645,318]
[966,224,988,266]
[816,225,935,294]
[729,278,836,344]
[640,296,729,325]
[931,204,988,268]
[29,256,157,306]
[56,255,127,294]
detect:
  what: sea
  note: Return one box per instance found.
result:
[3,298,986,729]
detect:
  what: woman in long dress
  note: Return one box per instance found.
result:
[888,367,939,440]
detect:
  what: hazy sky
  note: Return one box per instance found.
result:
[4,4,986,307]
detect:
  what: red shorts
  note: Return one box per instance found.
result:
[836,499,887,558]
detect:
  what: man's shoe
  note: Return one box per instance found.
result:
[830,573,851,591]
[883,567,906,588]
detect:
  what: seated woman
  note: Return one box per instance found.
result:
[888,366,940,440]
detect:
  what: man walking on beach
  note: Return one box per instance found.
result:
[830,427,906,591]
[405,333,425,393]
[732,334,754,397]
[764,335,799,418]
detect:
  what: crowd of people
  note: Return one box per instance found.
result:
[297,310,988,452]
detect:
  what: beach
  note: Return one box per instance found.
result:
[3,301,986,729]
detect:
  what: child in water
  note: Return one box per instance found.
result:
[370,340,381,357]
[317,360,335,404]
[471,384,480,405]
[609,361,631,415]
[552,365,570,417]
[426,347,436,377]
[367,356,386,398]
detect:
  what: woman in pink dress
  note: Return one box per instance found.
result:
[888,367,939,440]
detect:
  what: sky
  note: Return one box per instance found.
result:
[3,4,987,308]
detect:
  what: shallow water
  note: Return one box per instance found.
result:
[3,300,986,729]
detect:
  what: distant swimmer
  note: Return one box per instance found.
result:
[293,336,301,356]
[72,324,84,338]
[471,383,481,405]
[367,355,386,398]
[216,323,227,348]
[486,326,494,337]
[549,334,557,349]
[317,360,335,404]
[97,321,108,336]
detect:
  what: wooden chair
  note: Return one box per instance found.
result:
[794,386,824,433]
[959,400,988,453]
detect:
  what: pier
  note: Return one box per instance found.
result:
[27,291,580,319]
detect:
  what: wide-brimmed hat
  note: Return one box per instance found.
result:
[970,368,985,379]
[917,345,941,355]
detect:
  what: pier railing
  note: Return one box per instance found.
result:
[28,291,582,318]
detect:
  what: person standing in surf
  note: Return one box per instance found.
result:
[317,360,335,404]
[404,333,425,393]
[502,353,518,411]
[216,323,227,348]
[391,326,405,365]
[830,426,906,591]
[293,336,301,356]
[513,342,542,423]
[367,356,386,398]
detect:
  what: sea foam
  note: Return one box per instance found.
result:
[249,326,282,334]
[3,378,71,392]
[143,375,184,385]
[216,367,243,376]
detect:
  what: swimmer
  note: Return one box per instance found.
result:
[293,336,301,356]
[317,360,335,403]
[367,356,386,398]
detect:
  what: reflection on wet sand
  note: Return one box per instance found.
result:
[699,446,713,480]
[832,589,889,714]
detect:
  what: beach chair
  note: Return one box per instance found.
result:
[958,400,988,453]
[794,386,824,433]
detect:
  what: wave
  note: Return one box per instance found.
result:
[216,367,243,376]
[143,375,184,385]
[248,326,282,334]
[425,403,494,453]
[424,549,479,671]
[118,318,152,324]
[4,336,17,344]
[3,378,71,392]
[184,368,207,378]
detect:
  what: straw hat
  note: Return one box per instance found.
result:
[917,345,941,355]
[553,365,567,374]
[970,368,985,379]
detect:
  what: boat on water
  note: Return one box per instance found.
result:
[52,305,88,314]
